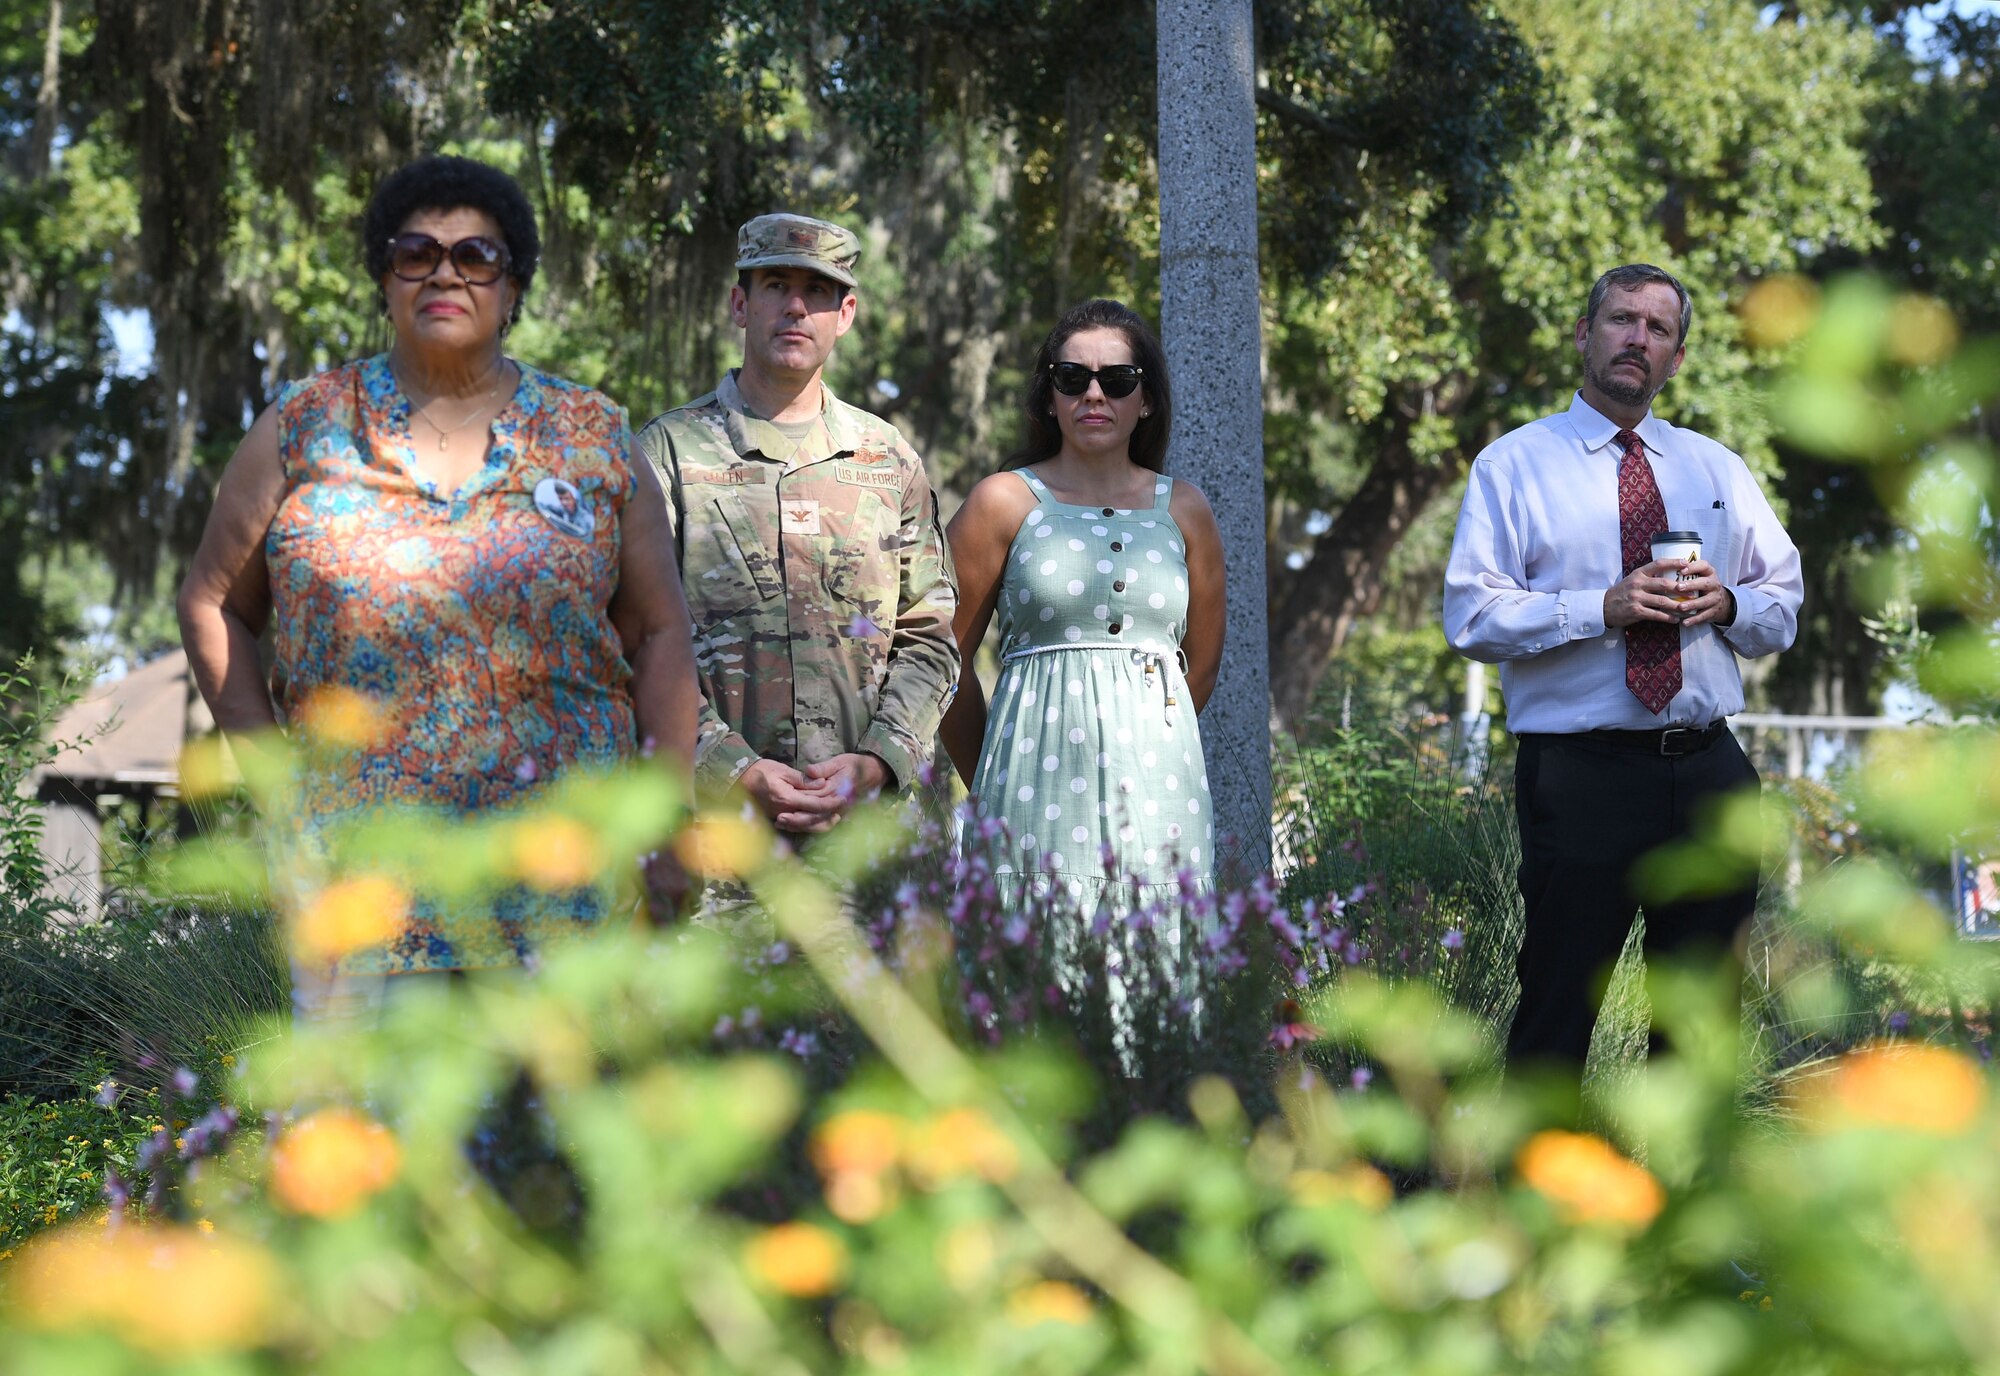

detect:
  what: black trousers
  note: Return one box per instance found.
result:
[1506,727,1761,1071]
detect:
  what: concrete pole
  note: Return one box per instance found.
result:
[1156,0,1271,879]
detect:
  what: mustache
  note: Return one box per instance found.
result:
[1613,351,1648,371]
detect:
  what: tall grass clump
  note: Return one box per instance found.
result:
[0,661,285,1100]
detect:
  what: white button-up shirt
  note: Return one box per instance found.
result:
[1443,392,1803,734]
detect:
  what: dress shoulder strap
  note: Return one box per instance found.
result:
[1013,468,1049,500]
[1152,474,1175,511]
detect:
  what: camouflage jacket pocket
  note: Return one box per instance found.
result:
[816,488,899,611]
[687,493,782,619]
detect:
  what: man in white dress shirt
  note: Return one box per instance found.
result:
[1443,263,1803,1081]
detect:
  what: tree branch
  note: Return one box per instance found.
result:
[1253,86,1363,147]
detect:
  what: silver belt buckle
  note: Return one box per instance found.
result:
[1659,726,1695,756]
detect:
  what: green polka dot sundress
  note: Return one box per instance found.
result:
[969,468,1214,913]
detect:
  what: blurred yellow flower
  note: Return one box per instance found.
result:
[1739,274,1820,349]
[1289,1164,1393,1211]
[1886,293,1959,367]
[1806,1042,1987,1135]
[1516,1130,1664,1230]
[176,735,237,801]
[294,875,407,964]
[938,1221,996,1291]
[825,1169,894,1224]
[297,685,390,749]
[675,810,772,879]
[811,1110,904,1179]
[507,816,603,891]
[904,1106,1019,1186]
[269,1107,402,1218]
[744,1222,847,1297]
[8,1222,276,1354]
[1006,1280,1093,1327]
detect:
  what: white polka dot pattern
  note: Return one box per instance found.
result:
[966,467,1211,902]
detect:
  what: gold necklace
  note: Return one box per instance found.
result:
[397,356,510,452]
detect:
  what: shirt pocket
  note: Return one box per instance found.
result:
[688,493,783,620]
[1671,504,1738,581]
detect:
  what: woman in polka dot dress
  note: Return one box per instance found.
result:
[943,299,1226,925]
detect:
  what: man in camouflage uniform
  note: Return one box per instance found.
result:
[638,214,959,872]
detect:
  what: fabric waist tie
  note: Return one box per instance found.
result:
[1000,642,1189,720]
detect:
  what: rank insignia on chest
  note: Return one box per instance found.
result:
[779,499,822,535]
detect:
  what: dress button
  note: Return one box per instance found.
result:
[1111,541,1123,551]
[1107,622,1121,635]
[1113,580,1126,592]
[1102,507,1115,516]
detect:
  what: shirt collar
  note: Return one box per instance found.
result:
[1566,391,1667,457]
[716,369,858,464]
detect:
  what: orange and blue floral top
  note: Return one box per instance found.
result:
[269,354,637,974]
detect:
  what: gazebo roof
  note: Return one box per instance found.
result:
[34,649,191,791]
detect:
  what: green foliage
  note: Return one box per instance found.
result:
[0,1086,158,1252]
[0,904,287,1102]
[1869,10,2000,329]
[0,658,286,1101]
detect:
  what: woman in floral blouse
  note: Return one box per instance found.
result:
[178,155,698,1004]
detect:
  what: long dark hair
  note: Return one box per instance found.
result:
[1005,299,1173,473]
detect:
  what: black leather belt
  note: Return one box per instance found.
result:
[1585,721,1728,756]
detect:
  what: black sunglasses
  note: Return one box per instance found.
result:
[1049,362,1145,399]
[385,233,511,285]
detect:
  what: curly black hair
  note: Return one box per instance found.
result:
[1006,299,1173,473]
[362,155,540,325]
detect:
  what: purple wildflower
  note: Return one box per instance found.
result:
[1350,1066,1374,1090]
[135,1130,171,1171]
[1269,907,1304,949]
[180,1105,240,1160]
[514,756,540,783]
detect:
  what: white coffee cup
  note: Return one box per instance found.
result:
[1651,530,1703,601]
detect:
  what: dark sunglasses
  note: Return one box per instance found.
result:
[1049,362,1145,399]
[384,233,511,285]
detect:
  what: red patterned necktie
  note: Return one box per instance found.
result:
[1617,428,1680,714]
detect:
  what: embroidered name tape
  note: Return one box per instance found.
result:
[834,462,902,489]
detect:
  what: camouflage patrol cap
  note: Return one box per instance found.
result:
[735,213,861,289]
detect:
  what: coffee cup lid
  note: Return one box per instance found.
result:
[1652,530,1702,543]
